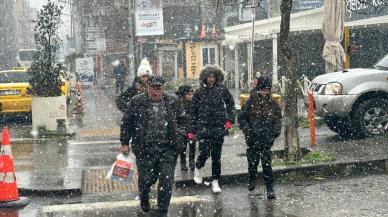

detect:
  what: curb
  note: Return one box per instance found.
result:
[11,133,76,143]
[18,188,82,197]
[175,158,388,187]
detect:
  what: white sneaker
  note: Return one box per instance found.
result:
[212,180,221,194]
[193,167,203,184]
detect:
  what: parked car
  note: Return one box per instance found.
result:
[310,54,388,137]
[0,67,71,114]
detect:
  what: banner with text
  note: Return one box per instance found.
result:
[135,0,164,36]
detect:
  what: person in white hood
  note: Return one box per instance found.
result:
[115,58,153,112]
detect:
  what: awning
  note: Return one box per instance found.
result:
[225,8,388,43]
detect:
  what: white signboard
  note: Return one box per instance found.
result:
[96,38,106,51]
[135,0,164,36]
[239,5,251,22]
[75,57,94,85]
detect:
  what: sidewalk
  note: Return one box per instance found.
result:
[13,84,122,195]
[10,85,388,196]
[175,133,388,186]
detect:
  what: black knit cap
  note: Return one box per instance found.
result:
[148,75,165,86]
[175,84,193,97]
[256,74,272,90]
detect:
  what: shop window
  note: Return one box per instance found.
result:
[202,47,216,66]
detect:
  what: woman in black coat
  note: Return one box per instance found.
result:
[238,75,282,199]
[176,84,196,171]
[190,65,236,194]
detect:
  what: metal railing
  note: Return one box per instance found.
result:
[279,75,312,97]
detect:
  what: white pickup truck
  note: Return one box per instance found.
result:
[310,54,388,137]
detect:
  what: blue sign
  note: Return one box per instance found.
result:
[292,0,324,13]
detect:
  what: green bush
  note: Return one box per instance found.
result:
[298,117,324,128]
[302,150,336,163]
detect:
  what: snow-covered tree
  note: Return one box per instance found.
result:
[29,0,63,97]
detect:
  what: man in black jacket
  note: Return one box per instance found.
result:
[189,65,236,194]
[114,59,128,94]
[120,75,180,216]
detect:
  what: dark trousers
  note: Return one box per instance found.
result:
[195,136,224,180]
[179,139,196,168]
[246,139,274,188]
[137,150,177,212]
[115,75,125,94]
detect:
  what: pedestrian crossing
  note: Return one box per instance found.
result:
[41,195,212,213]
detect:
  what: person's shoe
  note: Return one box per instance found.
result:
[193,167,203,184]
[267,188,276,200]
[140,199,150,212]
[211,180,222,194]
[247,179,256,192]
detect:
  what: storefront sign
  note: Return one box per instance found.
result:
[135,0,164,36]
[76,57,94,85]
[346,0,388,21]
[185,42,200,80]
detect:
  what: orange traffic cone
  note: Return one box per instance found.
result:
[0,127,30,208]
[73,81,84,114]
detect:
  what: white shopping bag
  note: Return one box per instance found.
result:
[106,153,137,184]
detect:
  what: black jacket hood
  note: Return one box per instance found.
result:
[199,65,225,86]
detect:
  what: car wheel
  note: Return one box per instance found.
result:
[325,117,358,137]
[353,97,388,137]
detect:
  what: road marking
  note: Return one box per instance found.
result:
[78,127,120,138]
[41,195,211,213]
[68,140,121,146]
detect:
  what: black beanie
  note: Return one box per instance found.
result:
[175,84,193,97]
[256,75,272,90]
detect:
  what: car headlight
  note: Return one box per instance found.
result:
[324,82,343,95]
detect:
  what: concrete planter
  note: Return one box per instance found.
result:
[32,96,68,133]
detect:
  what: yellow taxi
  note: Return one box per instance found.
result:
[0,67,70,114]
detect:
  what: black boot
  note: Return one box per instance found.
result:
[140,192,150,212]
[247,178,256,191]
[266,184,276,199]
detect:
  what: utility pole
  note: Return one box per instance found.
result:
[249,0,257,85]
[127,0,136,83]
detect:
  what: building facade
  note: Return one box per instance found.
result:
[16,0,35,49]
[71,0,228,82]
[72,0,130,79]
[0,0,17,70]
[223,2,388,90]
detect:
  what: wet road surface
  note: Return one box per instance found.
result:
[2,173,388,217]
